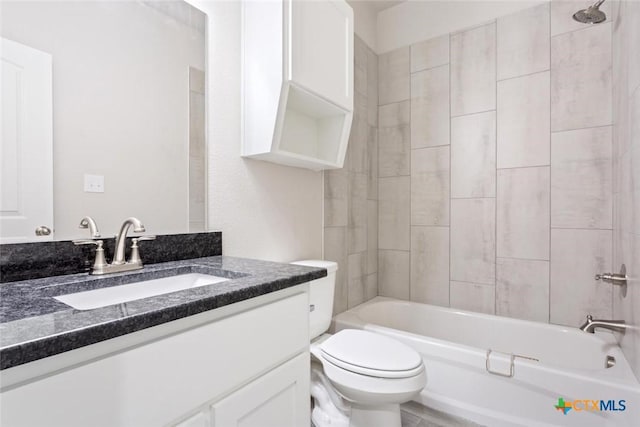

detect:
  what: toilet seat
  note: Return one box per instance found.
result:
[320,329,424,379]
[321,351,425,378]
[320,350,426,406]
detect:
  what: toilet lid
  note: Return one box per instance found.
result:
[320,329,423,378]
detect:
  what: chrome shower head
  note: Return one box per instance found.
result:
[573,0,607,24]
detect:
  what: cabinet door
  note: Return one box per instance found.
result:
[174,411,210,427]
[288,0,353,111]
[211,353,310,427]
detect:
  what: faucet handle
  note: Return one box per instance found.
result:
[73,239,108,273]
[132,235,156,242]
[73,239,103,246]
[129,235,156,265]
[78,216,101,238]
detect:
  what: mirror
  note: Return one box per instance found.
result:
[0,1,207,242]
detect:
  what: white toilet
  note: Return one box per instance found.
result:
[292,260,426,427]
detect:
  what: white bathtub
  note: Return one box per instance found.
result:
[333,297,640,427]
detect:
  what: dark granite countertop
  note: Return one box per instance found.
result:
[0,256,326,370]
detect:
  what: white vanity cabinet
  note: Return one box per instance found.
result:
[0,287,310,427]
[171,353,309,427]
[241,0,354,170]
[210,352,309,426]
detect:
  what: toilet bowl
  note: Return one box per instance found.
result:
[292,260,426,427]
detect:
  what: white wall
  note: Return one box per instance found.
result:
[1,1,205,239]
[377,0,546,53]
[189,0,323,262]
[347,0,379,51]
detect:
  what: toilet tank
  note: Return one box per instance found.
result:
[290,260,338,340]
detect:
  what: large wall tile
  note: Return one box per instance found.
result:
[497,72,550,168]
[365,273,377,302]
[354,90,368,122]
[497,3,550,80]
[411,146,450,226]
[379,176,410,250]
[451,23,497,116]
[411,34,449,73]
[367,200,378,274]
[324,227,348,315]
[348,252,367,308]
[551,23,612,131]
[367,125,378,200]
[451,111,496,198]
[324,169,348,227]
[450,281,495,314]
[378,250,410,299]
[378,46,410,105]
[551,126,613,229]
[355,36,368,96]
[411,65,450,148]
[451,198,496,285]
[496,258,549,322]
[347,116,368,173]
[378,99,410,128]
[411,226,450,306]
[550,229,612,326]
[367,46,379,126]
[324,36,377,316]
[379,101,410,177]
[348,173,367,227]
[348,251,367,280]
[497,167,550,260]
[378,126,410,177]
[347,276,364,309]
[348,173,368,253]
[629,2,640,93]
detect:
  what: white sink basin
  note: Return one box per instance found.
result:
[55,273,230,310]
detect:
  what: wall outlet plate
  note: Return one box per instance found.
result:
[84,174,104,193]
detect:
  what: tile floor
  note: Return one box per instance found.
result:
[311,401,484,427]
[400,401,485,427]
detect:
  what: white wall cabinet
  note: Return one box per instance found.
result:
[0,288,310,427]
[241,0,354,170]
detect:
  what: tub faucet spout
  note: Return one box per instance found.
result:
[579,315,627,333]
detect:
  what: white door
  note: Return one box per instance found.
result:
[1,38,53,243]
[211,353,310,427]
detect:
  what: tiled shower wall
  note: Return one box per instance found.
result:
[612,1,640,378]
[376,1,618,327]
[324,36,379,315]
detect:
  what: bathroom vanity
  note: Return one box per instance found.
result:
[0,256,325,426]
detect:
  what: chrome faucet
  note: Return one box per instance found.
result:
[74,217,155,275]
[579,315,627,334]
[79,216,101,238]
[73,216,108,273]
[113,217,146,265]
